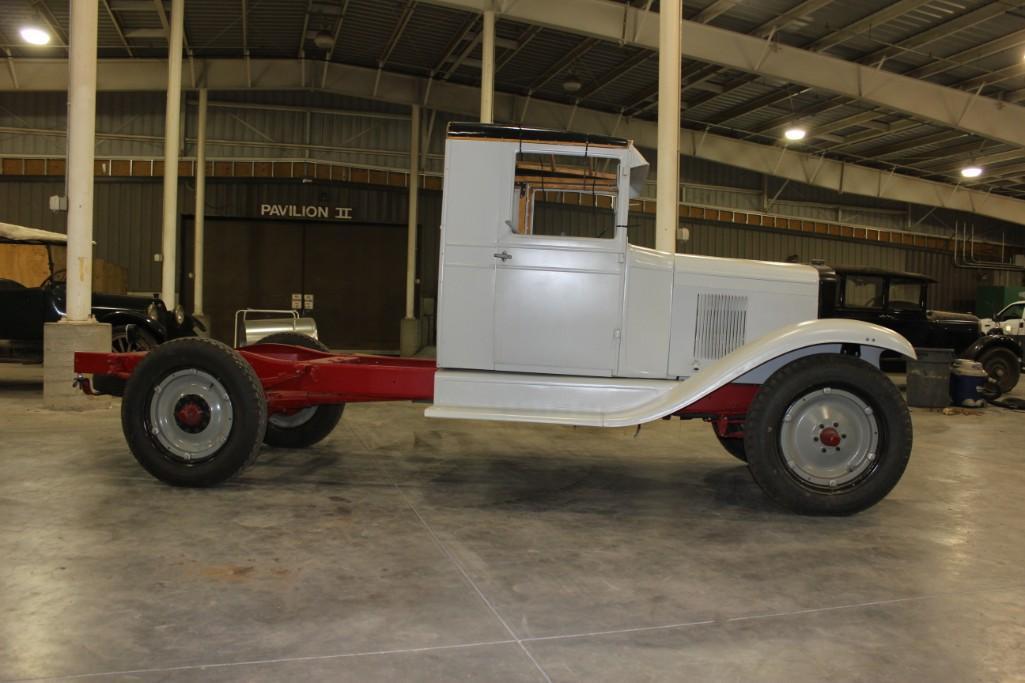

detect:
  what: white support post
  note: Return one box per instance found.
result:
[480,8,495,123]
[405,104,420,320]
[400,104,421,356]
[160,0,185,306]
[193,86,207,315]
[64,0,99,322]
[44,0,111,410]
[655,0,681,253]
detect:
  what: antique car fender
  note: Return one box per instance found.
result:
[961,333,1023,363]
[96,311,167,341]
[605,318,916,427]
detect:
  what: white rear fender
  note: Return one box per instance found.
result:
[605,319,914,427]
[427,320,914,428]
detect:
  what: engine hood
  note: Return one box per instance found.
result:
[91,292,160,310]
[672,252,820,285]
[927,309,979,325]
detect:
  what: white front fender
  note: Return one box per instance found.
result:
[606,319,915,427]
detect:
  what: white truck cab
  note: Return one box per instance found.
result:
[981,301,1025,340]
[424,123,917,514]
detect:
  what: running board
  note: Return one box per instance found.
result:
[425,369,679,427]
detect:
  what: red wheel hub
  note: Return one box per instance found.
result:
[819,427,841,447]
[176,402,205,428]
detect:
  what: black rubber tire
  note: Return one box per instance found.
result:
[743,354,912,516]
[112,325,158,353]
[251,332,345,449]
[713,429,748,463]
[978,347,1021,395]
[121,337,267,487]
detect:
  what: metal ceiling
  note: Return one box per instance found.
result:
[2,0,1025,197]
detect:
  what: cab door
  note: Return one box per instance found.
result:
[492,218,626,377]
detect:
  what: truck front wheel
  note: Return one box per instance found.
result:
[743,354,912,515]
[121,338,267,487]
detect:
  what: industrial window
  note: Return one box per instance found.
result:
[511,152,618,239]
[842,276,884,309]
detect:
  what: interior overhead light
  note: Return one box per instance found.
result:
[19,26,50,45]
[562,74,583,93]
[960,165,983,179]
[784,127,806,141]
[312,30,335,50]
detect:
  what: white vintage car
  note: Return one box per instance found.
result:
[77,123,917,516]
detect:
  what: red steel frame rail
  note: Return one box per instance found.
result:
[75,344,437,413]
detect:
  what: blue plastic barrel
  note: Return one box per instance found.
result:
[950,359,988,408]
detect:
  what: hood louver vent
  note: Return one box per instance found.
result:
[694,293,748,361]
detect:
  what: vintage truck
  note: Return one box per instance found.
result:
[75,123,917,515]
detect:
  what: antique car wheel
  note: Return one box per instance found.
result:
[250,332,345,449]
[712,428,747,463]
[743,354,912,515]
[978,347,1020,395]
[111,325,158,353]
[121,338,266,486]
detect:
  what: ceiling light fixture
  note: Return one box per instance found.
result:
[960,165,983,179]
[562,74,583,93]
[312,30,335,50]
[784,127,806,142]
[19,26,50,45]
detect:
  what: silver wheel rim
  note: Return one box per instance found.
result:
[149,369,233,461]
[269,407,317,429]
[779,388,879,489]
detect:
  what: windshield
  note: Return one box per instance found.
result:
[996,303,1024,321]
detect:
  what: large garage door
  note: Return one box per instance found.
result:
[183,218,406,351]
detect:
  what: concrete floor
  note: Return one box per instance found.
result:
[1,364,1024,682]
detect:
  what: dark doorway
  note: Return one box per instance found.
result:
[182,217,406,351]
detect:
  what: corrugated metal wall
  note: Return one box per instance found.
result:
[0,178,165,291]
[0,175,1004,312]
[3,90,1022,246]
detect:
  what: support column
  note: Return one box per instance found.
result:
[43,0,110,410]
[655,0,681,254]
[160,0,185,306]
[400,104,421,357]
[480,8,495,124]
[192,87,207,318]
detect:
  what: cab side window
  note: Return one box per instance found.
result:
[842,276,884,309]
[512,152,619,239]
[888,280,925,310]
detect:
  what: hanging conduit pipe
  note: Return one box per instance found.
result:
[953,221,1025,271]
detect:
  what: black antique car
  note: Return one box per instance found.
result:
[817,265,1022,393]
[0,223,200,362]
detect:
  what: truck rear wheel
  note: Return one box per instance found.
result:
[252,332,345,449]
[121,338,267,487]
[743,354,912,515]
[712,428,747,462]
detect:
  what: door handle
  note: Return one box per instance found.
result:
[493,251,512,262]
